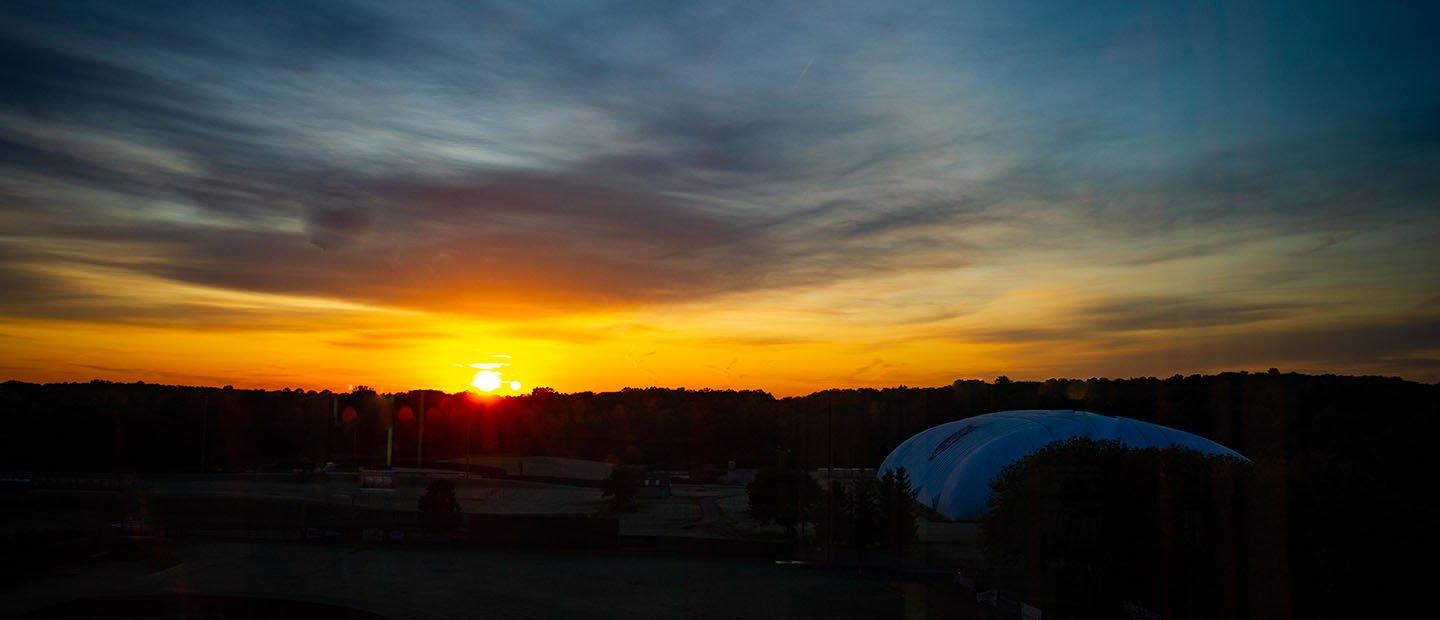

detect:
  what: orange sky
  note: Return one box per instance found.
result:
[2,2,1438,393]
[4,218,1436,396]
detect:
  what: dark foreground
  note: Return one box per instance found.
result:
[2,541,913,620]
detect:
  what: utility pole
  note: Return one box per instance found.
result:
[827,392,835,563]
[464,402,472,479]
[199,393,209,471]
[415,392,424,468]
[326,394,336,464]
[351,403,358,465]
[385,396,394,469]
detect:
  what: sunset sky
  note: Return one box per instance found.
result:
[2,1,1438,394]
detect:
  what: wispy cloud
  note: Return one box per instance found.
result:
[1,0,1438,389]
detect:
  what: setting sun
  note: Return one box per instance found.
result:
[471,370,502,392]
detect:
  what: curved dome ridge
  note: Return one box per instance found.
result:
[878,409,1247,521]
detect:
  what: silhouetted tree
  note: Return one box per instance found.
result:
[417,478,460,532]
[846,475,882,554]
[747,468,819,537]
[878,467,918,552]
[601,466,641,511]
[813,480,848,553]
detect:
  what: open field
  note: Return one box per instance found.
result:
[3,473,775,540]
[1,541,909,620]
[135,472,604,515]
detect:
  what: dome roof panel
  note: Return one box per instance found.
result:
[878,410,1246,521]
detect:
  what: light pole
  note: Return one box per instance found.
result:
[415,391,424,468]
[384,395,394,469]
[464,392,494,478]
[198,393,209,472]
[827,391,835,563]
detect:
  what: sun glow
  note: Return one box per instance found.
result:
[471,370,502,392]
[465,356,524,393]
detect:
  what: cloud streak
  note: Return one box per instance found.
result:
[1,0,1438,388]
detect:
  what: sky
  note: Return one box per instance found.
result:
[1,0,1438,395]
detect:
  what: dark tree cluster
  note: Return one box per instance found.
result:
[745,468,819,537]
[877,468,919,552]
[983,439,1250,619]
[810,468,918,556]
[600,466,642,511]
[417,478,460,533]
[745,465,917,558]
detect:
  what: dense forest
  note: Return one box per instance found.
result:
[2,372,1435,616]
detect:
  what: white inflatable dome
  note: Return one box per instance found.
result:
[877,410,1246,522]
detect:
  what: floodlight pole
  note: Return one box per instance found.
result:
[415,392,424,468]
[827,392,835,563]
[385,395,394,469]
[199,393,209,471]
[325,394,336,463]
[465,402,473,479]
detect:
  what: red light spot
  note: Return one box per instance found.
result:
[341,406,358,424]
[396,405,414,424]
